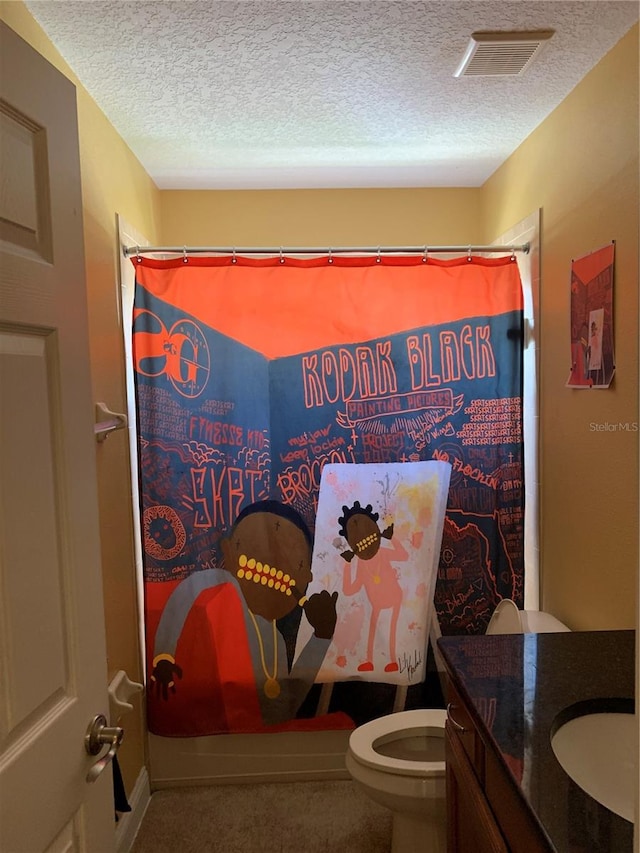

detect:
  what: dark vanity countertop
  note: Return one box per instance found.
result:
[437,630,635,853]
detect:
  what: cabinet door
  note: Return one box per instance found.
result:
[447,682,483,774]
[445,722,509,853]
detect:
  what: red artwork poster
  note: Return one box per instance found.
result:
[566,243,615,389]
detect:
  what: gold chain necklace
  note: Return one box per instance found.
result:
[248,610,280,699]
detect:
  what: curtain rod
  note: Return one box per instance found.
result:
[124,243,530,258]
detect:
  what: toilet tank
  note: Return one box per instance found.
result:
[486,599,571,635]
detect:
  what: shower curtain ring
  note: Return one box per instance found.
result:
[328,248,333,264]
[183,246,188,264]
[279,247,285,264]
[376,247,381,263]
[423,246,428,263]
[511,248,516,262]
[135,245,141,263]
[232,248,237,264]
[467,246,472,262]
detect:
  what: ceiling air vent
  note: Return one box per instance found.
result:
[454,30,554,77]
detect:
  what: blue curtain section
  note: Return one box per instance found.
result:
[132,256,525,736]
[133,290,271,581]
[269,312,525,637]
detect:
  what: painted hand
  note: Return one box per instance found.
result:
[381,522,394,540]
[150,656,183,700]
[304,590,338,640]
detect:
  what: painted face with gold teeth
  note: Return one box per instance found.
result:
[221,500,313,621]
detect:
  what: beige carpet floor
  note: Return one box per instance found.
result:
[131,780,392,853]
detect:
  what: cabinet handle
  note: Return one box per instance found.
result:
[447,702,467,732]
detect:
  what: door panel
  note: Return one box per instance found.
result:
[0,102,52,259]
[0,22,114,853]
[1,330,67,724]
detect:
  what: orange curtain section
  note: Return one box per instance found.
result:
[134,255,522,359]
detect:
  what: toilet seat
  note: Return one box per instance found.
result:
[348,709,446,777]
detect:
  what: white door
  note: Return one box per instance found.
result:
[0,22,115,853]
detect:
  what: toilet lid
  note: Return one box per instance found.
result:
[485,598,523,635]
[348,709,446,777]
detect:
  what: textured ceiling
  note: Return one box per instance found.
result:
[24,1,639,190]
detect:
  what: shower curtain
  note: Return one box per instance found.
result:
[132,253,524,737]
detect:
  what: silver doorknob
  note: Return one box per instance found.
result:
[85,713,124,783]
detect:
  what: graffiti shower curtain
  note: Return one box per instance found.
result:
[132,254,524,736]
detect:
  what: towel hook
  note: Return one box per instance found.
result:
[94,402,128,442]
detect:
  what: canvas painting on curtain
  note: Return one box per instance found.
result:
[132,254,524,736]
[298,461,451,684]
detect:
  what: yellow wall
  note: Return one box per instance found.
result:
[0,2,161,795]
[160,187,482,247]
[2,1,637,807]
[483,24,639,630]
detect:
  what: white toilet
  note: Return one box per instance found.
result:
[346,602,571,853]
[345,708,447,853]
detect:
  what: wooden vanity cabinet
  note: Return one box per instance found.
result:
[444,680,553,853]
[445,681,509,853]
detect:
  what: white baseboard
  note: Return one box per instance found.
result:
[115,766,151,853]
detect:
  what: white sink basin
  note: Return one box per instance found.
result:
[551,709,636,822]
